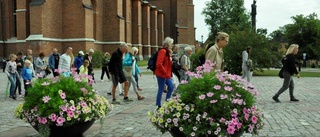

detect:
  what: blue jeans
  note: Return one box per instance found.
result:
[156,76,174,106]
[8,73,17,97]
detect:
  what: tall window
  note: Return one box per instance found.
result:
[12,0,17,37]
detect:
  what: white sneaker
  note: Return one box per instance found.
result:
[101,79,104,82]
[19,94,24,98]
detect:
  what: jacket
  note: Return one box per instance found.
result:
[283,54,298,75]
[83,54,93,71]
[155,48,172,79]
[74,56,83,70]
[109,48,124,75]
[205,44,224,70]
[48,53,60,69]
[123,53,141,76]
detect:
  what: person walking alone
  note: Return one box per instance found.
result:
[272,44,300,103]
[241,46,253,83]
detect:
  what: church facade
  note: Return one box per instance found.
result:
[0,0,195,59]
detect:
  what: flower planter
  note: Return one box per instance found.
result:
[169,128,244,137]
[32,120,95,137]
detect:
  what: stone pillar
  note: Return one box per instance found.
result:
[132,0,143,60]
[16,0,27,40]
[150,6,158,54]
[157,10,164,50]
[142,1,151,59]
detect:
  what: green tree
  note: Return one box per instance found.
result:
[282,13,320,60]
[202,0,251,41]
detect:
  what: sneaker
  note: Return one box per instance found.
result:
[137,87,143,91]
[107,92,112,95]
[101,79,104,82]
[111,99,121,104]
[123,97,133,102]
[19,94,23,98]
[290,98,299,102]
[119,93,124,96]
[272,96,281,103]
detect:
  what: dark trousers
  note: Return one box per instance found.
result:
[23,80,32,97]
[172,69,181,82]
[15,75,22,95]
[274,71,295,99]
[52,68,59,77]
[100,67,110,80]
[88,69,95,82]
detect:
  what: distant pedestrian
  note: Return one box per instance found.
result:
[273,44,300,103]
[5,54,19,100]
[100,52,111,81]
[23,49,35,70]
[179,46,193,82]
[48,48,60,77]
[131,48,142,91]
[108,43,133,104]
[84,49,95,82]
[25,55,35,76]
[15,52,24,97]
[205,32,229,70]
[171,45,180,81]
[74,51,84,74]
[79,60,90,83]
[58,47,73,75]
[241,46,253,83]
[123,47,144,100]
[21,60,33,97]
[35,52,47,78]
[155,37,174,108]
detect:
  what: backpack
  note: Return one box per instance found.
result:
[172,54,184,71]
[198,44,214,65]
[147,49,161,72]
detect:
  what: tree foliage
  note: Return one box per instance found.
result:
[202,0,251,41]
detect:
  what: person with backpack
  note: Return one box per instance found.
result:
[272,44,300,103]
[241,46,253,83]
[155,37,174,108]
[179,46,193,82]
[205,32,229,71]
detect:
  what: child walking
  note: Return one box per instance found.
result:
[21,60,33,97]
[79,60,90,83]
[100,52,111,81]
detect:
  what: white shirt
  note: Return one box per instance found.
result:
[58,54,71,72]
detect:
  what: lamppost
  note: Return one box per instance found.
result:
[251,0,257,33]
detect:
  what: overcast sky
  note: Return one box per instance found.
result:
[194,0,320,42]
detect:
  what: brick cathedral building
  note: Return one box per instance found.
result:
[0,0,195,60]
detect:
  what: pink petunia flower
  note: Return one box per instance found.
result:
[206,92,214,97]
[69,105,76,111]
[220,94,228,99]
[181,80,188,84]
[42,95,51,103]
[41,118,47,124]
[224,86,233,91]
[60,92,66,99]
[213,85,221,90]
[251,115,258,124]
[210,100,218,103]
[227,126,235,134]
[81,88,88,95]
[199,94,206,100]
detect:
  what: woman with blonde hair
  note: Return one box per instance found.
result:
[273,44,300,103]
[205,32,229,70]
[5,54,19,100]
[123,47,144,100]
[79,60,90,83]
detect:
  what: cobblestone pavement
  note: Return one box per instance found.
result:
[0,68,320,137]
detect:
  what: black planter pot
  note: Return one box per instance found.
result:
[169,128,244,137]
[32,120,95,137]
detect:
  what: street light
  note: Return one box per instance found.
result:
[201,35,203,45]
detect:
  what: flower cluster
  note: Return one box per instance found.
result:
[148,60,264,137]
[15,71,112,136]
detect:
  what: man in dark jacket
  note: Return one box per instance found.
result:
[83,49,94,81]
[108,43,133,104]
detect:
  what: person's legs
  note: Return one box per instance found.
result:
[156,76,166,107]
[241,66,247,80]
[134,72,140,89]
[15,75,22,96]
[106,67,110,80]
[165,78,174,101]
[288,79,298,101]
[100,67,105,80]
[273,71,291,101]
[9,73,17,99]
[110,74,119,100]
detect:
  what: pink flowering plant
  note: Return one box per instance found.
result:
[148,60,264,137]
[15,69,112,137]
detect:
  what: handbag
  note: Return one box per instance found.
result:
[123,66,133,78]
[278,68,284,78]
[45,66,51,75]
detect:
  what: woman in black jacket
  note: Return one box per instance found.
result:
[273,44,300,102]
